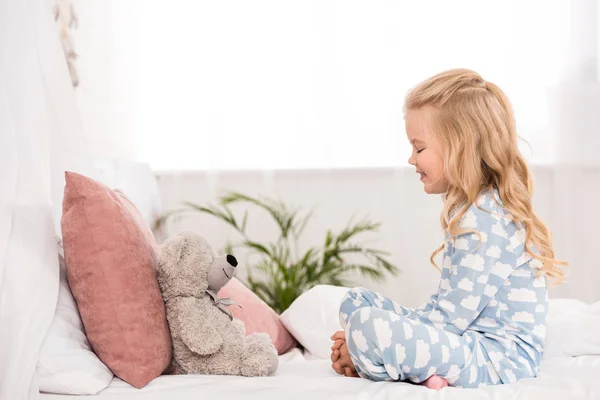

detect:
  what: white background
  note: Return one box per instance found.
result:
[73,0,572,170]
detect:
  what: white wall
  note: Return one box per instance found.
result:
[70,0,570,169]
[154,166,600,308]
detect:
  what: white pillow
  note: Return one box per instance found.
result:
[543,298,600,359]
[280,285,600,362]
[280,285,350,359]
[36,252,113,395]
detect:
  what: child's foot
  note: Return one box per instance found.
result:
[332,342,359,378]
[330,331,346,363]
[331,340,344,363]
[422,375,449,390]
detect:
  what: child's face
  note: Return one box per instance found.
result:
[405,108,449,194]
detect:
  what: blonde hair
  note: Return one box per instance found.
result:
[405,68,566,284]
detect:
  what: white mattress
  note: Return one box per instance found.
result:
[40,349,600,400]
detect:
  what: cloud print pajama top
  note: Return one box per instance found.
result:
[339,189,548,388]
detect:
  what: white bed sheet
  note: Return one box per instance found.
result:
[40,349,600,400]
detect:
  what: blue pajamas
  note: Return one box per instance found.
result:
[341,288,500,387]
[339,189,548,388]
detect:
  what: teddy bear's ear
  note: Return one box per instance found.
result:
[156,232,188,278]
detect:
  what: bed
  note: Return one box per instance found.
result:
[39,349,600,400]
[39,287,600,400]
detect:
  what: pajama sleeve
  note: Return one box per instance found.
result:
[416,208,519,336]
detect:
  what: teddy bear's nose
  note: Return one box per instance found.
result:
[226,254,238,267]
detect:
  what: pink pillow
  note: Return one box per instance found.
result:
[218,278,297,354]
[61,172,172,388]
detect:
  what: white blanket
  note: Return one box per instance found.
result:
[39,348,600,400]
[37,295,600,400]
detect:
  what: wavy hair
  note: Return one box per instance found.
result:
[405,68,566,284]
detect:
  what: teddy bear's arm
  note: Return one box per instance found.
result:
[176,298,224,355]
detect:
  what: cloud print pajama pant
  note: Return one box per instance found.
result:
[340,287,498,388]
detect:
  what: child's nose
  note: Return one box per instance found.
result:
[408,154,416,166]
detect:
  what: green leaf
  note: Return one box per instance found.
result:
[181,202,242,233]
[360,249,399,276]
[298,248,318,268]
[335,220,381,245]
[325,230,333,247]
[243,240,272,258]
[293,207,315,238]
[354,264,385,280]
[295,248,319,287]
[219,192,297,239]
[241,210,249,233]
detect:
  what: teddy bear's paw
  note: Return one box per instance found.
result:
[240,334,279,377]
[232,318,246,336]
[240,350,279,377]
[247,332,273,348]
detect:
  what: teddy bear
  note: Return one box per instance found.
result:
[156,230,279,377]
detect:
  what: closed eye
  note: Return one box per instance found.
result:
[416,148,425,154]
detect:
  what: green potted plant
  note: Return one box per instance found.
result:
[155,191,399,314]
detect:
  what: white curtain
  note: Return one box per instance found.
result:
[0,0,91,398]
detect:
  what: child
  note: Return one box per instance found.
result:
[330,69,565,389]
